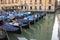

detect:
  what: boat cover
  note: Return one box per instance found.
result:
[0,24,19,31]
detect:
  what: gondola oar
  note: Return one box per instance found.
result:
[37,13,40,21]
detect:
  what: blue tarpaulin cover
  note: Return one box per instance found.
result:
[27,15,34,20]
[19,19,28,23]
[0,24,19,31]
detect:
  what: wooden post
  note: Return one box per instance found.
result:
[4,29,10,40]
[33,12,36,23]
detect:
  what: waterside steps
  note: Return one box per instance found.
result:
[51,15,59,40]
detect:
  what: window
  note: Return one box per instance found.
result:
[30,0,31,4]
[12,7,14,9]
[48,6,51,10]
[8,0,10,4]
[40,0,42,4]
[35,6,37,10]
[1,0,3,4]
[30,6,32,10]
[1,7,3,9]
[39,6,42,10]
[5,7,7,9]
[24,0,26,4]
[25,6,26,9]
[2,0,5,4]
[4,0,6,4]
[15,0,18,3]
[49,0,51,4]
[0,0,1,4]
[35,0,37,4]
[35,0,37,2]
[21,6,23,10]
[12,0,14,3]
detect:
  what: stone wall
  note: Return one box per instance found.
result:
[57,1,60,6]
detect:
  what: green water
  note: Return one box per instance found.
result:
[8,13,55,40]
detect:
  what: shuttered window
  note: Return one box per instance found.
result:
[35,6,37,10]
[15,0,18,3]
[49,0,51,4]
[30,0,32,4]
[40,0,42,4]
[35,0,37,4]
[30,6,32,10]
[39,6,42,10]
[48,6,51,10]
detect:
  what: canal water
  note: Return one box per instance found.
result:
[8,13,55,40]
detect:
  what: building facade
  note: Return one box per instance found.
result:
[20,0,56,12]
[46,0,56,12]
[0,0,56,12]
[0,0,20,10]
[0,0,20,6]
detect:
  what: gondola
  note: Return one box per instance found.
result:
[16,13,23,19]
[0,18,21,34]
[18,12,30,24]
[18,19,29,29]
[0,29,8,40]
[34,14,39,22]
[23,12,39,24]
[38,12,43,19]
[43,13,46,16]
[27,15,34,25]
[16,12,31,29]
[9,16,29,29]
[4,11,29,29]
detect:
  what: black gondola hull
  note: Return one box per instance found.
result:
[35,18,38,22]
[30,20,34,25]
[7,28,21,34]
[21,24,29,29]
